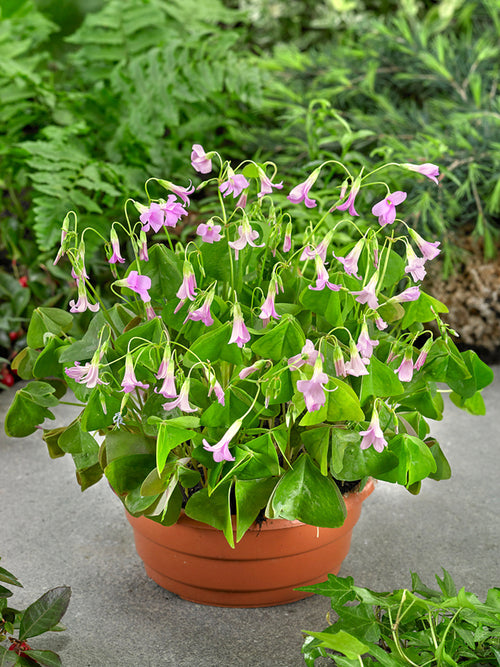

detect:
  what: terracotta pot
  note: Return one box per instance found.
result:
[125,478,375,608]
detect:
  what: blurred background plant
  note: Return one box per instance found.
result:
[1,0,499,380]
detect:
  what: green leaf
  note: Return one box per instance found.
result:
[58,422,99,471]
[236,433,281,479]
[302,630,370,660]
[235,477,277,542]
[80,389,122,431]
[250,314,305,362]
[400,291,448,328]
[267,454,346,527]
[22,650,61,667]
[114,317,163,355]
[0,566,22,588]
[298,573,356,604]
[11,347,40,381]
[184,481,234,547]
[0,645,17,667]
[299,378,364,426]
[156,422,196,474]
[19,586,71,640]
[449,390,486,415]
[447,349,494,399]
[377,435,437,487]
[145,243,184,301]
[4,382,58,437]
[183,322,242,367]
[26,308,73,349]
[427,439,451,481]
[332,430,398,481]
[105,455,155,495]
[360,355,405,403]
[301,426,330,476]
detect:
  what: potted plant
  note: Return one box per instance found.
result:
[5,147,493,607]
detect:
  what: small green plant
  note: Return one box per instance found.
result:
[301,571,500,666]
[0,557,71,667]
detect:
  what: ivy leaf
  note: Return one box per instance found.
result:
[301,630,370,660]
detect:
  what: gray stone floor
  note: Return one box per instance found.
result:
[1,368,499,666]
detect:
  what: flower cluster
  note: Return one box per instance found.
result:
[10,144,491,544]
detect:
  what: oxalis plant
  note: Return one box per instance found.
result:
[5,147,493,546]
[300,571,500,666]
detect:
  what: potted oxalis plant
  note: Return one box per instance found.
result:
[5,146,493,607]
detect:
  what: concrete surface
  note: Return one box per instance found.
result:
[0,367,499,666]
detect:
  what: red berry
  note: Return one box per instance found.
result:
[18,276,28,288]
[1,372,14,387]
[9,331,18,341]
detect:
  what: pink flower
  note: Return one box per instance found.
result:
[122,354,149,393]
[162,378,197,413]
[174,261,197,313]
[356,322,379,360]
[257,167,283,197]
[161,195,188,228]
[202,419,241,463]
[391,285,421,303]
[191,144,212,174]
[239,360,266,379]
[229,302,251,348]
[185,290,215,327]
[296,360,329,412]
[351,273,379,310]
[259,279,280,325]
[401,162,439,185]
[404,246,427,282]
[336,177,361,216]
[371,191,407,226]
[395,349,414,382]
[359,408,387,453]
[196,220,222,244]
[345,343,369,377]
[137,231,149,262]
[155,350,176,398]
[375,316,388,331]
[282,222,292,253]
[206,369,225,406]
[309,255,342,292]
[333,344,346,377]
[65,360,105,389]
[332,238,364,279]
[228,219,264,260]
[139,202,165,233]
[109,228,125,264]
[288,339,320,371]
[219,168,250,199]
[414,337,433,371]
[125,271,152,303]
[236,191,248,209]
[408,229,441,261]
[300,230,333,264]
[287,168,320,208]
[158,179,195,205]
[69,279,100,313]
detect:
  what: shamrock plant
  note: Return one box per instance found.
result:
[5,146,493,546]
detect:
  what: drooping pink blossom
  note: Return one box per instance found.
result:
[158,179,195,205]
[191,144,212,174]
[404,246,427,282]
[239,360,267,379]
[228,219,264,260]
[296,360,329,412]
[196,220,222,244]
[162,378,197,413]
[345,343,369,377]
[288,339,321,371]
[408,229,441,261]
[359,408,387,453]
[395,349,414,382]
[121,354,149,393]
[161,195,188,228]
[65,360,105,389]
[69,279,100,314]
[155,349,176,399]
[414,337,433,371]
[282,222,292,253]
[139,202,165,233]
[301,229,333,264]
[332,238,364,279]
[375,316,388,331]
[125,271,152,303]
[391,285,421,302]
[174,261,197,313]
[219,168,250,199]
[351,273,379,310]
[336,177,361,216]
[236,191,248,209]
[229,302,251,348]
[259,278,280,325]
[287,168,320,208]
[309,255,342,292]
[108,228,125,264]
[202,419,241,463]
[401,162,439,185]
[138,231,149,262]
[257,167,283,198]
[371,191,407,227]
[333,344,346,377]
[356,322,379,361]
[206,369,225,406]
[185,289,215,327]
